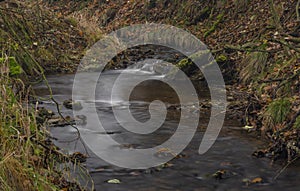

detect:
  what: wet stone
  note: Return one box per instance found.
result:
[63,99,83,110]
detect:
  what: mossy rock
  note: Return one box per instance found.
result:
[176,58,193,69]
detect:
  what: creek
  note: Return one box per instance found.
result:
[34,60,300,191]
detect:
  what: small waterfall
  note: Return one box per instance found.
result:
[127,59,175,77]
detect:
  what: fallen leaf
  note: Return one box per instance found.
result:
[242,125,254,130]
[251,177,263,184]
[107,179,121,184]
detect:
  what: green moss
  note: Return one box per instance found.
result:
[204,13,224,38]
[216,54,227,63]
[11,43,19,51]
[176,58,192,69]
[9,58,23,76]
[0,57,23,76]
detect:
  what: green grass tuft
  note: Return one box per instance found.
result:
[264,98,291,126]
[293,116,300,129]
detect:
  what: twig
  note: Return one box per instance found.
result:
[276,69,300,90]
[271,38,300,53]
[0,152,15,165]
[0,7,21,14]
[296,0,300,22]
[285,37,300,44]
[259,78,284,83]
[273,156,299,180]
[286,109,300,130]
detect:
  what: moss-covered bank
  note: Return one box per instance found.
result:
[0,1,95,190]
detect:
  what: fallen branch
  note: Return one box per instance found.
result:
[276,69,300,90]
[278,106,300,132]
[286,109,300,130]
[259,78,284,83]
[273,156,299,181]
[297,0,300,22]
[285,36,300,44]
[224,44,276,53]
[271,38,300,53]
[260,59,300,84]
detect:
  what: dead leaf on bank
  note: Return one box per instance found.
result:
[251,177,263,184]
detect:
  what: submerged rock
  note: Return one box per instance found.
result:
[70,152,87,163]
[63,99,83,110]
[46,116,76,127]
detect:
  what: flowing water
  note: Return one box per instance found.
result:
[34,62,300,191]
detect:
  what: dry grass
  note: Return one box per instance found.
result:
[69,10,103,46]
[239,51,269,84]
[0,57,58,190]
